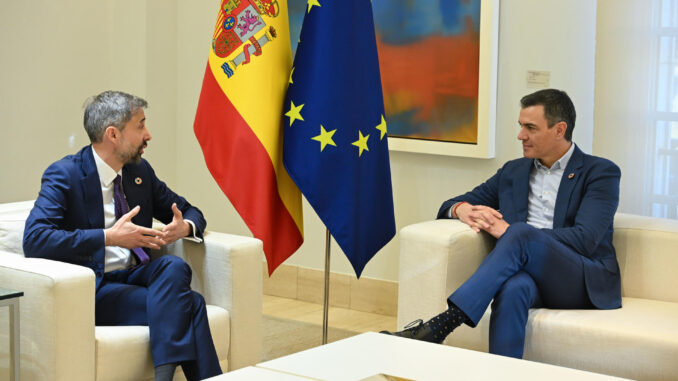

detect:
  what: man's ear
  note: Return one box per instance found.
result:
[103,126,119,143]
[555,121,567,138]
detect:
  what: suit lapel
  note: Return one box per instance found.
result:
[512,159,532,223]
[81,146,104,228]
[553,144,584,228]
[122,166,144,210]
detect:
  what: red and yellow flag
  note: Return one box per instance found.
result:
[194,0,303,274]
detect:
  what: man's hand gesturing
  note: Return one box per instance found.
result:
[105,206,166,249]
[161,203,192,245]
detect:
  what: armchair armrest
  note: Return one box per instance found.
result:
[0,251,95,381]
[613,213,678,302]
[153,232,263,370]
[397,220,495,328]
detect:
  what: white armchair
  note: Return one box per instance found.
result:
[0,200,263,381]
[397,213,678,381]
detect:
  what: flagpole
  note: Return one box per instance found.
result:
[322,228,331,344]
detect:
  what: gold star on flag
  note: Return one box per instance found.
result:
[375,115,387,140]
[285,101,305,126]
[307,0,321,13]
[311,125,337,152]
[289,67,295,85]
[352,130,370,157]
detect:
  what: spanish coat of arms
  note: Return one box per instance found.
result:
[212,0,280,78]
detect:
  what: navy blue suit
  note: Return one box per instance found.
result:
[23,145,221,380]
[438,145,621,358]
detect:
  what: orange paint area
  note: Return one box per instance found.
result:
[376,25,480,143]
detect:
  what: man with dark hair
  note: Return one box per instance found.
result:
[23,91,222,380]
[382,89,622,359]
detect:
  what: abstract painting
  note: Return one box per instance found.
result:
[288,0,498,157]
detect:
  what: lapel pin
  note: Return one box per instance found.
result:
[568,173,575,179]
[135,177,143,185]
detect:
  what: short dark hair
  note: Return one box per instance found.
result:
[83,91,148,143]
[520,89,576,141]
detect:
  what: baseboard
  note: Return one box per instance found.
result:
[262,262,398,316]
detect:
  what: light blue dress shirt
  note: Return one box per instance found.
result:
[526,143,575,229]
[448,143,575,230]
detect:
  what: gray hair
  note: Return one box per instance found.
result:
[83,91,148,143]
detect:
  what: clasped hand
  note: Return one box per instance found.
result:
[105,203,191,249]
[456,203,509,238]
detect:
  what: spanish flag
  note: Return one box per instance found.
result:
[194,0,303,274]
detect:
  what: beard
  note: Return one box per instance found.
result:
[119,142,146,164]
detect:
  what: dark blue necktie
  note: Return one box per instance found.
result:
[113,175,150,265]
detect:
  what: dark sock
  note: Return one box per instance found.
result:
[424,305,467,340]
[155,363,178,381]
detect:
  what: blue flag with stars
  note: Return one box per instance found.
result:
[282,0,396,277]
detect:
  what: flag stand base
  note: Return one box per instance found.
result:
[322,228,331,344]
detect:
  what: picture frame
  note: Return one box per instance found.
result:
[379,0,499,158]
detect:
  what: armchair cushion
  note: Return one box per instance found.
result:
[94,306,230,381]
[397,215,678,381]
[0,200,32,255]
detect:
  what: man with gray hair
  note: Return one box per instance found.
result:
[23,91,222,380]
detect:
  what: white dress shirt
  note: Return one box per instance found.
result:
[93,149,201,273]
[92,149,134,272]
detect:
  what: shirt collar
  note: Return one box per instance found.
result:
[92,147,121,187]
[533,142,575,171]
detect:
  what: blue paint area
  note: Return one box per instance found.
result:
[388,109,433,136]
[371,0,480,44]
[289,0,481,48]
[387,95,478,140]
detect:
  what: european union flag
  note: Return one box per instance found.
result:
[282,0,396,277]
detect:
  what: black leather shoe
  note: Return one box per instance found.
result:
[379,319,447,344]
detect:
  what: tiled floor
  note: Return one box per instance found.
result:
[263,294,397,333]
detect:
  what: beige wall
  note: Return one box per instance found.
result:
[0,0,178,202]
[0,0,597,281]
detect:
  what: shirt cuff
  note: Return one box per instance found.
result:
[184,219,203,243]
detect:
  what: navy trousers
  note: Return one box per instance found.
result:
[448,223,593,358]
[96,255,222,380]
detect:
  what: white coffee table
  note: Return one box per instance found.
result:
[206,366,314,380]
[253,332,629,381]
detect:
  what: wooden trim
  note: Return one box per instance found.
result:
[262,262,398,316]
